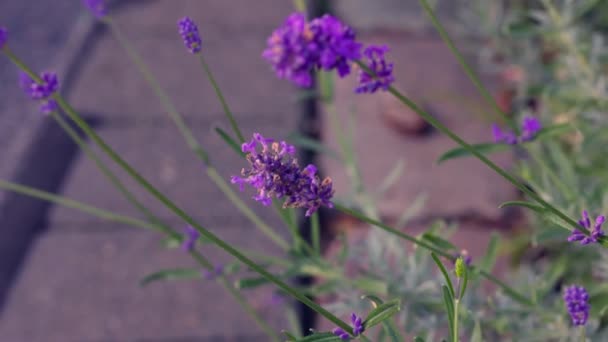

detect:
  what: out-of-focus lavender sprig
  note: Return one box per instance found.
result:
[202,264,223,280]
[355,45,394,94]
[568,210,605,245]
[83,0,107,19]
[178,17,202,54]
[0,27,8,49]
[181,225,200,252]
[563,285,589,326]
[332,313,364,340]
[492,116,542,145]
[18,71,59,115]
[263,13,362,87]
[231,133,334,216]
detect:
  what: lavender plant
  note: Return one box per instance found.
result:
[1,0,606,340]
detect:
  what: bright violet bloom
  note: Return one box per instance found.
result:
[181,225,200,252]
[491,124,518,145]
[83,0,107,19]
[263,13,362,87]
[231,133,334,216]
[19,71,60,115]
[355,45,394,93]
[520,116,542,142]
[178,17,202,54]
[0,27,7,49]
[563,285,590,326]
[568,210,605,245]
[332,313,364,340]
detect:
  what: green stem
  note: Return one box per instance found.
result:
[293,0,307,13]
[311,212,321,255]
[334,203,535,306]
[48,94,351,333]
[417,0,510,126]
[198,54,245,144]
[579,325,586,342]
[453,299,460,342]
[105,18,210,164]
[106,19,287,250]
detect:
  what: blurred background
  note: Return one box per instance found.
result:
[2,0,596,341]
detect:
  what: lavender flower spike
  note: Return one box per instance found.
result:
[332,313,364,340]
[181,225,200,252]
[0,27,8,49]
[83,0,107,19]
[178,17,202,54]
[18,71,60,115]
[232,133,334,216]
[332,328,350,340]
[520,116,542,142]
[568,210,605,245]
[355,45,394,94]
[564,285,590,326]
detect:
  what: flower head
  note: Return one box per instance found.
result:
[263,13,362,87]
[455,257,466,278]
[178,17,202,54]
[0,27,8,49]
[83,0,107,19]
[231,133,334,216]
[520,116,542,142]
[202,264,223,280]
[355,45,394,93]
[564,285,590,326]
[568,210,605,245]
[332,313,364,340]
[18,71,60,115]
[491,123,517,145]
[181,225,200,252]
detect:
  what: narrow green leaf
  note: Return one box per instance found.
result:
[139,268,201,287]
[361,294,385,308]
[499,201,546,213]
[413,337,426,342]
[381,320,404,342]
[431,253,455,298]
[479,233,499,273]
[533,123,575,141]
[234,277,269,289]
[423,233,457,252]
[294,332,343,341]
[287,133,341,161]
[214,127,244,157]
[442,285,455,342]
[353,277,389,296]
[363,299,401,329]
[437,143,510,164]
[471,319,482,342]
[459,265,468,299]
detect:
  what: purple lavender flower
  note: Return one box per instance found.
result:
[313,14,362,77]
[332,313,364,340]
[263,13,362,87]
[181,225,200,252]
[178,17,202,54]
[491,123,517,145]
[202,264,223,280]
[568,210,605,245]
[355,45,394,94]
[563,285,590,326]
[262,13,320,87]
[0,27,8,49]
[18,71,60,115]
[520,116,542,142]
[83,0,107,19]
[231,133,334,216]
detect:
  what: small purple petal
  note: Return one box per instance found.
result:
[181,225,200,252]
[0,27,8,49]
[83,0,107,19]
[355,45,394,94]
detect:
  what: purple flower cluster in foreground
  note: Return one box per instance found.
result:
[568,210,605,245]
[19,71,59,114]
[178,17,202,54]
[231,133,334,216]
[563,285,589,326]
[356,45,394,93]
[492,116,542,145]
[83,0,107,19]
[181,225,200,252]
[333,313,364,340]
[263,13,393,92]
[0,27,7,49]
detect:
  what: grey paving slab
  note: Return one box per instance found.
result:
[321,34,517,222]
[0,226,288,342]
[68,0,297,122]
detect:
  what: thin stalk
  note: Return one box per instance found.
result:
[417,0,510,126]
[106,19,286,250]
[525,144,575,201]
[293,0,307,13]
[334,203,535,306]
[105,18,210,164]
[579,325,586,342]
[48,93,351,333]
[0,180,162,232]
[453,298,460,342]
[198,54,245,143]
[311,212,321,255]
[50,111,180,239]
